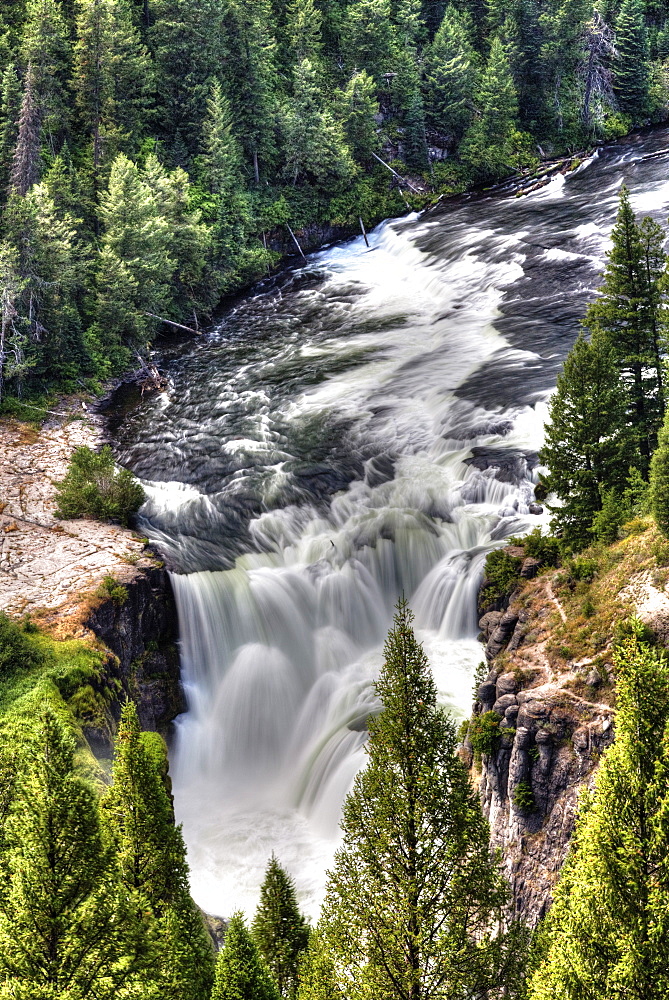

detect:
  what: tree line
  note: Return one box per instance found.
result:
[540,183,669,549]
[1,0,669,400]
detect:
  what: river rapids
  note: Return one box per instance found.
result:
[113,127,669,918]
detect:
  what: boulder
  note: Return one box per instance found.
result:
[496,672,518,696]
[486,610,520,660]
[528,503,544,515]
[520,557,541,579]
[479,610,503,640]
[493,693,518,716]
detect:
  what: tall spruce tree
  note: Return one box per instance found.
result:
[528,626,669,999]
[585,185,666,476]
[212,912,280,1000]
[336,70,379,163]
[10,64,40,197]
[423,5,477,142]
[0,709,151,997]
[319,599,525,1000]
[540,334,631,550]
[103,702,216,1000]
[613,0,650,121]
[0,64,21,201]
[252,856,309,998]
[459,35,520,180]
[20,0,71,153]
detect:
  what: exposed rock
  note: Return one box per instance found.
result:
[528,503,544,515]
[486,610,519,660]
[493,693,518,715]
[477,680,498,711]
[520,557,542,578]
[496,672,518,696]
[479,611,503,640]
[586,668,602,688]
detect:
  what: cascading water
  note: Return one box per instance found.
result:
[113,127,669,918]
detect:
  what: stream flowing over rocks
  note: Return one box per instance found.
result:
[112,127,669,919]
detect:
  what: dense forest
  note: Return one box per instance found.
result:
[0,0,668,399]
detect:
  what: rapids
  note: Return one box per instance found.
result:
[113,127,669,919]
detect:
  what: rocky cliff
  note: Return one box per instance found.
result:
[461,527,669,925]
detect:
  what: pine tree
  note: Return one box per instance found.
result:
[94,152,172,366]
[459,35,520,180]
[283,59,354,188]
[10,64,40,197]
[221,0,279,183]
[0,64,21,200]
[0,708,151,997]
[335,70,379,164]
[320,599,524,1000]
[539,334,631,550]
[614,0,650,121]
[20,0,71,153]
[341,0,395,82]
[286,0,323,65]
[651,410,669,536]
[103,702,216,1000]
[252,856,309,998]
[199,80,244,197]
[585,186,666,476]
[423,5,477,142]
[212,912,280,1000]
[528,626,669,999]
[74,0,152,173]
[0,241,25,403]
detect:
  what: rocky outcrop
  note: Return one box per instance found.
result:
[85,566,185,750]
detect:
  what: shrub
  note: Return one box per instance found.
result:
[512,779,534,812]
[54,446,145,526]
[565,556,598,584]
[515,528,561,567]
[0,613,48,677]
[469,711,503,757]
[480,549,523,608]
[96,576,128,606]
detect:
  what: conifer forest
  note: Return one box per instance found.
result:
[4,0,669,997]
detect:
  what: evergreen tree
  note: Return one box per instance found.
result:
[74,0,152,174]
[103,702,216,1000]
[212,912,280,1000]
[199,80,244,197]
[0,64,21,200]
[320,599,524,1000]
[286,0,323,65]
[221,0,279,183]
[0,241,26,402]
[252,856,309,998]
[539,334,631,550]
[283,58,354,188]
[614,0,650,121]
[423,5,477,142]
[296,931,342,1000]
[528,626,669,999]
[459,35,520,180]
[0,709,151,997]
[336,70,379,164]
[651,409,669,536]
[20,0,71,153]
[341,0,395,82]
[93,152,172,370]
[585,185,666,476]
[10,64,40,197]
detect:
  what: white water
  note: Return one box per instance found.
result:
[116,127,669,920]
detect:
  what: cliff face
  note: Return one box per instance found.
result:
[464,550,618,925]
[85,566,185,751]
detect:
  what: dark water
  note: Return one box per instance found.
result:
[112,127,669,917]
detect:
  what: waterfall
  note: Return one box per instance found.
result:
[113,127,669,918]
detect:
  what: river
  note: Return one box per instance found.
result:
[113,126,669,919]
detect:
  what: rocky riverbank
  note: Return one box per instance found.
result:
[0,399,183,748]
[464,525,669,924]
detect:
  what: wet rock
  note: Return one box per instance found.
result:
[486,610,519,660]
[528,503,544,515]
[520,557,542,578]
[479,611,503,639]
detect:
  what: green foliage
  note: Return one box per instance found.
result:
[481,547,523,606]
[252,855,309,998]
[212,912,280,1000]
[0,613,47,677]
[651,408,669,536]
[468,710,503,756]
[104,702,216,1000]
[514,528,561,566]
[512,779,534,812]
[319,599,526,999]
[528,632,669,998]
[96,575,128,606]
[54,445,145,525]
